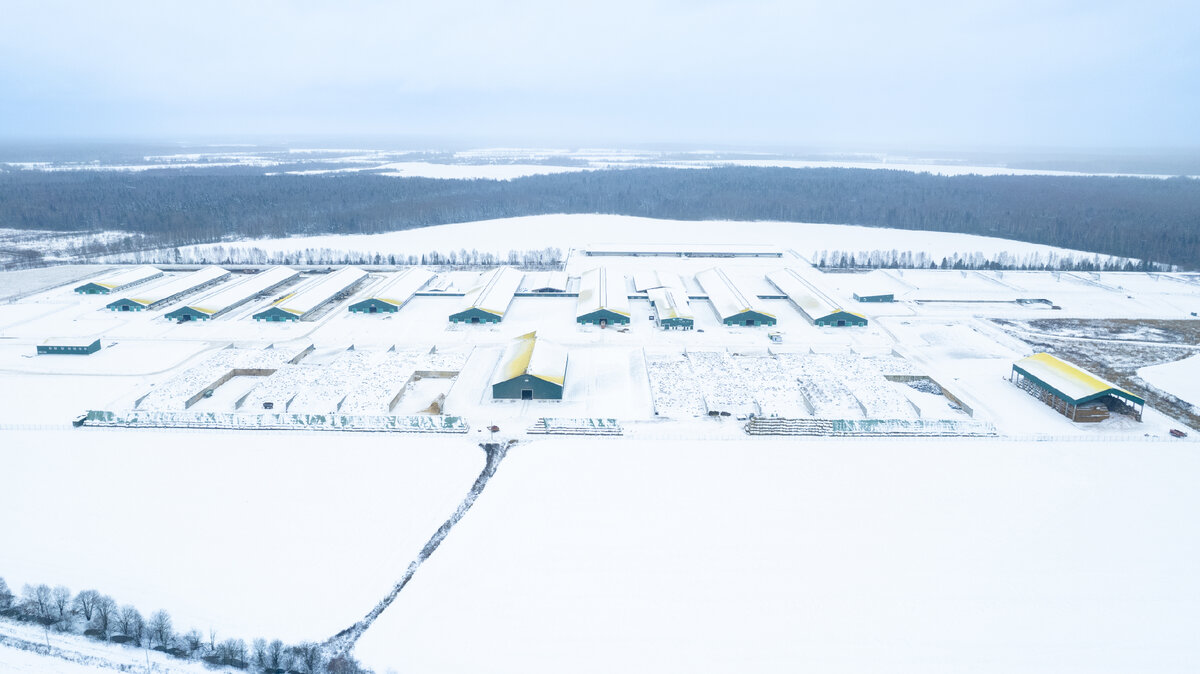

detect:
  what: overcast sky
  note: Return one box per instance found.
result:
[1,0,1197,149]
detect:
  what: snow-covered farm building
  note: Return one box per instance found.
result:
[37,338,101,355]
[74,266,163,295]
[647,286,694,330]
[766,268,867,327]
[254,267,368,322]
[164,266,299,322]
[521,271,569,293]
[348,268,435,314]
[853,292,895,303]
[450,267,523,324]
[576,267,631,326]
[583,243,781,258]
[696,267,776,326]
[1010,352,1144,422]
[491,331,567,400]
[105,266,231,311]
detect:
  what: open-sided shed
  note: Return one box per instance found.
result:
[576,267,631,325]
[695,267,776,326]
[492,331,567,400]
[450,267,523,324]
[1010,352,1144,422]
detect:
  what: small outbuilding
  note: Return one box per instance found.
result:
[491,331,567,400]
[38,338,101,355]
[853,292,894,303]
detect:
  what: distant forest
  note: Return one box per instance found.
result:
[1,167,1198,268]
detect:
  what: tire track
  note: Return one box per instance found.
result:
[323,439,512,660]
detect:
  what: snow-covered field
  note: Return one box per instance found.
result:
[170,214,1125,266]
[3,222,1200,673]
[1140,354,1200,408]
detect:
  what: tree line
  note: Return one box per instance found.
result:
[0,575,365,673]
[812,249,1168,271]
[1,166,1198,268]
[105,245,566,268]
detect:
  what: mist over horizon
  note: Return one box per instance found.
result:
[2,1,1197,150]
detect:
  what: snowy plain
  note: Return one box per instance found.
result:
[2,216,1200,673]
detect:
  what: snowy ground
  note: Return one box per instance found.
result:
[1140,354,1200,408]
[3,224,1200,672]
[170,214,1125,265]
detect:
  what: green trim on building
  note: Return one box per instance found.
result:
[38,339,101,355]
[723,310,776,327]
[814,311,868,327]
[348,298,399,314]
[576,308,631,325]
[449,307,502,324]
[492,374,564,400]
[106,299,147,312]
[163,306,212,322]
[253,307,299,322]
[853,293,894,303]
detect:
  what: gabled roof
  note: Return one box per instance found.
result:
[647,286,694,322]
[182,266,300,317]
[633,270,686,293]
[1013,353,1144,406]
[521,271,569,292]
[458,267,523,317]
[360,268,435,307]
[493,331,567,387]
[115,266,230,307]
[79,265,162,290]
[766,268,864,322]
[695,267,775,322]
[266,267,366,317]
[577,267,631,319]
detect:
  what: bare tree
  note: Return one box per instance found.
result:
[183,629,204,657]
[91,595,117,638]
[51,586,72,620]
[208,627,218,653]
[147,610,172,648]
[73,589,100,622]
[292,642,324,674]
[117,605,142,640]
[268,639,286,672]
[21,584,53,622]
[220,638,246,666]
[252,638,269,670]
[0,577,13,611]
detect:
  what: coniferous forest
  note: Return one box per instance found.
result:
[1,166,1197,268]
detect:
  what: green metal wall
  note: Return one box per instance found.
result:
[253,307,299,322]
[492,375,564,400]
[449,307,501,324]
[815,312,868,327]
[577,309,630,325]
[723,311,776,326]
[348,298,399,313]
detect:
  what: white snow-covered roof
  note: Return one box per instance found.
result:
[493,331,567,386]
[268,267,367,317]
[41,337,100,347]
[585,243,781,256]
[576,267,630,319]
[521,271,569,292]
[647,286,694,322]
[186,266,300,316]
[458,267,523,317]
[766,268,862,321]
[365,268,435,306]
[120,267,230,307]
[85,265,162,290]
[695,267,774,321]
[633,270,686,293]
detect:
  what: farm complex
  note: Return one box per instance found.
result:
[2,242,1198,440]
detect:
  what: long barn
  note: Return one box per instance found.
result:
[450,267,523,324]
[74,266,163,295]
[254,267,368,322]
[695,267,776,326]
[105,266,231,312]
[766,268,867,327]
[348,268,435,314]
[1010,352,1144,422]
[576,267,631,325]
[164,266,299,322]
